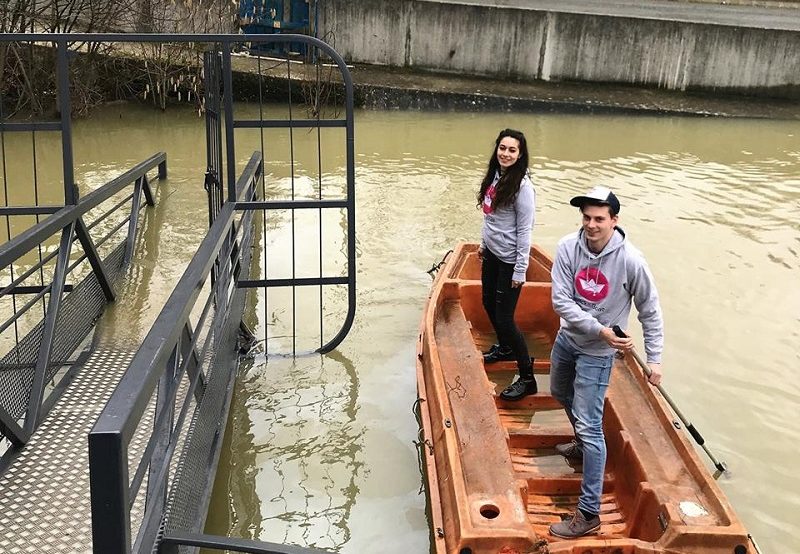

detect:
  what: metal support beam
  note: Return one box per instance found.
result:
[24,222,75,435]
[124,177,145,266]
[141,346,177,549]
[233,118,346,129]
[235,199,348,210]
[0,405,29,447]
[1,284,73,295]
[157,158,168,181]
[0,205,62,216]
[142,174,155,207]
[159,531,333,554]
[238,276,348,288]
[181,322,206,401]
[75,218,116,301]
[0,121,62,132]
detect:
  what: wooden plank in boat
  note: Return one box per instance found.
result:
[430,296,540,549]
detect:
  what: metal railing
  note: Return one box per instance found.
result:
[89,153,275,553]
[0,152,166,448]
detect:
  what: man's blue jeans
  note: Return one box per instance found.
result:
[549,331,614,515]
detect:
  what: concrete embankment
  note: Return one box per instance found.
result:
[229,53,800,119]
[315,0,800,101]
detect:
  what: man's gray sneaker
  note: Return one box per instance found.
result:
[549,509,601,539]
[555,440,583,460]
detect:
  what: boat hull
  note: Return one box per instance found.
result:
[416,243,751,554]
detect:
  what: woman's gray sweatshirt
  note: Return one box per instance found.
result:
[480,174,536,282]
[551,227,664,363]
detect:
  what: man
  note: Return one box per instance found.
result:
[548,186,664,539]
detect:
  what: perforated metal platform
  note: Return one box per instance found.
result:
[0,349,134,553]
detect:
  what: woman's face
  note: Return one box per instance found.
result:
[496,136,521,170]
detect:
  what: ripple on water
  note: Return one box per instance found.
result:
[193,110,800,552]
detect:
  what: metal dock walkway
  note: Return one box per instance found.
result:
[0,350,134,553]
[0,33,355,554]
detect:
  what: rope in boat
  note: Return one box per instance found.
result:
[412,397,433,494]
[426,249,453,277]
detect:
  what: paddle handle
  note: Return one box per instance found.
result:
[610,325,727,472]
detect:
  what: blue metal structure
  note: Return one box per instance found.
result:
[238,0,315,56]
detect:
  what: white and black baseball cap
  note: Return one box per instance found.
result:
[569,186,621,214]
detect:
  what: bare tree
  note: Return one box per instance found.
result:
[1,0,235,117]
[1,0,134,117]
[124,0,235,111]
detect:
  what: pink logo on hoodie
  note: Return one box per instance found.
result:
[482,183,496,214]
[575,267,609,302]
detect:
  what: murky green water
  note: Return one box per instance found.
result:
[4,103,797,552]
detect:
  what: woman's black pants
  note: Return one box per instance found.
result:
[481,248,532,375]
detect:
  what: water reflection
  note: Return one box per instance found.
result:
[233,350,363,550]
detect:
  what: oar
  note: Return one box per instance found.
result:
[612,325,728,473]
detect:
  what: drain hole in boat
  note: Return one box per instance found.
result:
[479,504,500,519]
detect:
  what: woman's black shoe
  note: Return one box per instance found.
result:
[483,347,515,363]
[499,377,538,401]
[483,343,500,356]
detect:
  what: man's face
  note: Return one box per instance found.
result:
[581,204,618,252]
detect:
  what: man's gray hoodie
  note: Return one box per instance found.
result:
[551,227,664,363]
[481,174,536,282]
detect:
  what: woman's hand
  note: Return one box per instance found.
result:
[511,280,524,288]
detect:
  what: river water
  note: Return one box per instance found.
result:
[11,103,798,552]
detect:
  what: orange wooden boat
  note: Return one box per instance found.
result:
[415,243,752,554]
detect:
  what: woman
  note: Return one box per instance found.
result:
[477,128,537,401]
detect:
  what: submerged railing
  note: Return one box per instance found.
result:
[0,152,166,451]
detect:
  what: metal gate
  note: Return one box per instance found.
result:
[204,37,356,357]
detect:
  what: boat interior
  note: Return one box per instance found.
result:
[417,243,749,554]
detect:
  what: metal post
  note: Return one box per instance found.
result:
[89,431,132,554]
[318,51,356,353]
[56,41,76,205]
[222,43,237,203]
[157,159,168,181]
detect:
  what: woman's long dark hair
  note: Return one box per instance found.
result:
[476,128,529,210]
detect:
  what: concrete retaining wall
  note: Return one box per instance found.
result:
[318,0,800,98]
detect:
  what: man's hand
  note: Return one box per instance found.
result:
[646,362,662,386]
[511,279,523,288]
[600,327,633,351]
